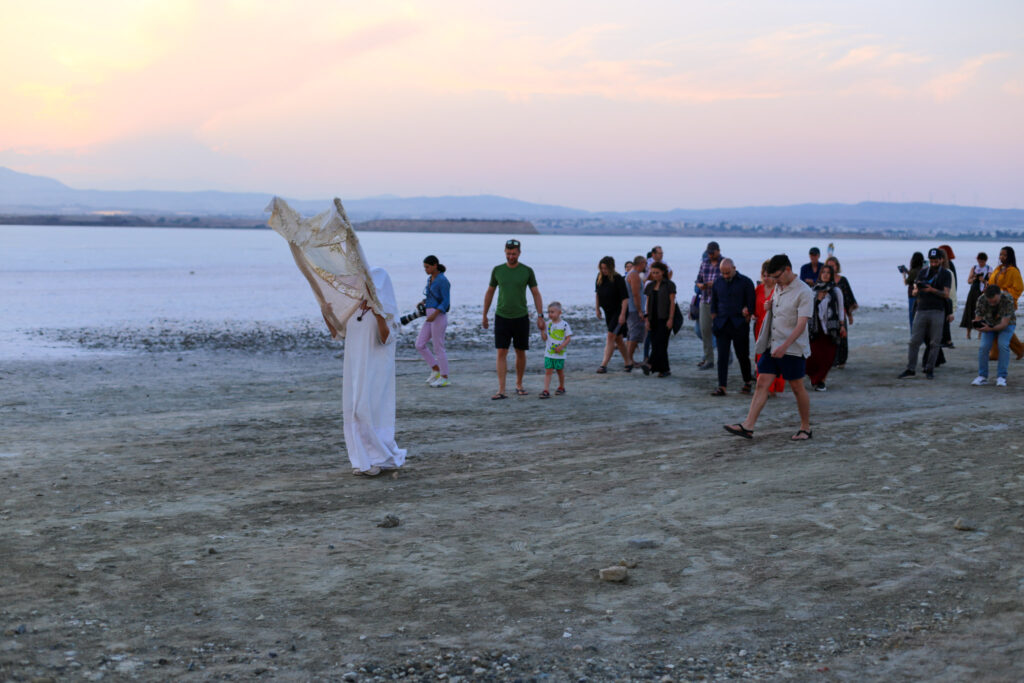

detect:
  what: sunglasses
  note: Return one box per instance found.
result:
[505,240,520,248]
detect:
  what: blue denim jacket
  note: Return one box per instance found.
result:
[424,272,451,312]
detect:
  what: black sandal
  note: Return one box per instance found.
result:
[790,429,813,441]
[596,366,608,374]
[724,424,754,439]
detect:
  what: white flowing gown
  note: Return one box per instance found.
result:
[342,269,407,471]
[266,197,406,471]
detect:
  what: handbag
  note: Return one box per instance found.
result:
[672,303,684,335]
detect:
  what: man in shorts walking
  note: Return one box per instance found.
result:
[482,239,546,399]
[724,254,815,441]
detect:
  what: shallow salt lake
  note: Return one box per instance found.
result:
[1,224,1016,358]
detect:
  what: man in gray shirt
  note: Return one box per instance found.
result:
[724,254,815,441]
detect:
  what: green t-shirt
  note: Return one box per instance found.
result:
[489,263,538,319]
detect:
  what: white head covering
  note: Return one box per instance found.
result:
[370,267,399,326]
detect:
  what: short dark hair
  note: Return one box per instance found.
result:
[984,284,1002,298]
[650,262,668,276]
[767,254,791,274]
[809,247,820,256]
[977,251,988,261]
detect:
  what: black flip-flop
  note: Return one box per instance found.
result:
[724,424,753,439]
[491,393,508,400]
[515,388,528,396]
[539,390,551,399]
[791,429,813,441]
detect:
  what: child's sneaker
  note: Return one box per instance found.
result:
[430,376,450,387]
[426,370,440,384]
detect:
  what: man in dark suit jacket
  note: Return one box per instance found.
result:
[710,258,756,395]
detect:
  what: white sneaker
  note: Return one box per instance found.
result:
[431,376,450,387]
[426,370,440,384]
[971,376,987,386]
[996,377,1007,387]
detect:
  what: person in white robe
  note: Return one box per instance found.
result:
[336,268,407,476]
[266,197,406,477]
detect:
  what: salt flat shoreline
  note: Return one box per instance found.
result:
[2,307,1022,681]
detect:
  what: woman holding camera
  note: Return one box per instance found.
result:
[416,255,452,387]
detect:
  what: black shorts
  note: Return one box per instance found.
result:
[494,314,530,350]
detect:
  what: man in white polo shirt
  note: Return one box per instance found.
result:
[724,253,815,441]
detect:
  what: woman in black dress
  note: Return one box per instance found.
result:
[594,256,629,373]
[960,251,992,340]
[643,262,676,377]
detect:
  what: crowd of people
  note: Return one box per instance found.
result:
[469,239,861,442]
[336,237,1022,475]
[901,244,1022,386]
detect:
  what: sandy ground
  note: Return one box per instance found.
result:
[2,307,1023,681]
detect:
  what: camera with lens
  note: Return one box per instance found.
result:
[972,319,987,330]
[400,302,427,325]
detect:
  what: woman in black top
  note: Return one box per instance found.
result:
[594,256,630,373]
[643,262,676,377]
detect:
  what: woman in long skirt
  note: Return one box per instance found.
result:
[806,264,846,392]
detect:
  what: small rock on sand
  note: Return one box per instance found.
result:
[599,566,628,582]
[953,517,977,531]
[378,515,401,528]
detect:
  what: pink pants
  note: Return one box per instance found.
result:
[415,309,448,375]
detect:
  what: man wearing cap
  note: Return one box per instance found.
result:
[899,248,952,380]
[695,241,723,369]
[482,239,546,399]
[800,247,822,287]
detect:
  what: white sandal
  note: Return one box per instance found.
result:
[352,466,382,477]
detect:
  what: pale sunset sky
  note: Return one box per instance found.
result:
[1,0,1021,210]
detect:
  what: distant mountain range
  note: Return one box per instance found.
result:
[2,166,1023,234]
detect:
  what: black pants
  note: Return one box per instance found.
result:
[648,318,671,372]
[715,320,753,388]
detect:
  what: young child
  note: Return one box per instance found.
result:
[540,302,572,398]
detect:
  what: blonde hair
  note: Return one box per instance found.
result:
[548,301,563,312]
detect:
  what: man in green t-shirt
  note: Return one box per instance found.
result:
[482,239,546,399]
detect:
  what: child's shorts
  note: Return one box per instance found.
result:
[544,357,565,370]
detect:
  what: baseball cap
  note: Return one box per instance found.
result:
[928,248,942,259]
